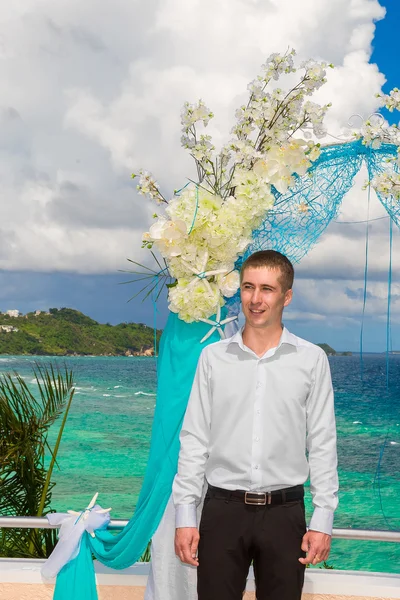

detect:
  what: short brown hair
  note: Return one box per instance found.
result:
[240,250,294,292]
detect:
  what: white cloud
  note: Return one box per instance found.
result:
[292,277,400,316]
[0,0,393,328]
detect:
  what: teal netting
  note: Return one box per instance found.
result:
[226,139,398,310]
[249,140,398,262]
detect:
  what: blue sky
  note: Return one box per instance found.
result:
[371,0,398,97]
[0,0,399,351]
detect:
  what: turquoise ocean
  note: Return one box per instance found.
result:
[0,353,399,573]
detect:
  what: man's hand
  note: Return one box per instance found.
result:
[174,527,200,566]
[299,530,331,565]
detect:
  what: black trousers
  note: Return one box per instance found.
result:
[197,489,306,600]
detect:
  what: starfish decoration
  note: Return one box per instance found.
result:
[67,492,111,538]
[181,251,229,295]
[298,201,309,213]
[199,303,238,343]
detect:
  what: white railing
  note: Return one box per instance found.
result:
[0,516,129,531]
[1,516,400,543]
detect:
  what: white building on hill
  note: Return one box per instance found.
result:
[0,325,18,333]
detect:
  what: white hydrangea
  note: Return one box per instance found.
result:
[168,279,223,323]
[166,186,223,231]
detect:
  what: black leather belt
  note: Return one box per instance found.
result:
[207,484,304,506]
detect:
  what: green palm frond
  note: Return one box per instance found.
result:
[0,363,75,558]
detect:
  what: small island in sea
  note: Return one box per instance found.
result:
[317,343,352,356]
[0,307,161,356]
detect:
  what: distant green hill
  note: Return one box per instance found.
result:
[317,343,336,355]
[317,343,351,356]
[0,308,161,356]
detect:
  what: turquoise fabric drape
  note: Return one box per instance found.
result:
[53,312,223,599]
[53,534,97,599]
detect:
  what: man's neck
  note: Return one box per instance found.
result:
[242,323,284,358]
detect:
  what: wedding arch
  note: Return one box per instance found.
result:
[41,50,400,600]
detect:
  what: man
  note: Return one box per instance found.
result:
[173,250,339,600]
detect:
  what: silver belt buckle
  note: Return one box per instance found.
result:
[244,492,271,505]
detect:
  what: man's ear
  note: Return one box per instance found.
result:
[284,288,293,307]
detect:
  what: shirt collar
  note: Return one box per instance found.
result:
[279,327,299,348]
[228,325,299,354]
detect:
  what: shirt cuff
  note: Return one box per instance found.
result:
[175,504,197,529]
[308,507,334,535]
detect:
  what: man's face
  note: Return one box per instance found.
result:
[240,266,292,330]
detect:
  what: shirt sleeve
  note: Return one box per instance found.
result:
[172,348,211,529]
[306,350,339,535]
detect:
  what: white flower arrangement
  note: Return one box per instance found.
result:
[355,90,400,201]
[132,50,333,324]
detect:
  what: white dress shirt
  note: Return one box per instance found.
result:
[172,327,339,535]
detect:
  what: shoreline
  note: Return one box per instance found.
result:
[0,349,154,358]
[0,352,155,358]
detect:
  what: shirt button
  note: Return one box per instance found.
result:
[256,382,262,389]
[255,465,259,470]
[255,436,259,441]
[256,410,261,415]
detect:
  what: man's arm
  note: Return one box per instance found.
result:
[300,350,339,565]
[172,349,212,565]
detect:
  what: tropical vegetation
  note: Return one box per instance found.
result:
[0,364,75,558]
[0,308,161,356]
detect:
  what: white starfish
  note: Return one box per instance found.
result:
[67,492,111,538]
[297,201,309,213]
[181,252,228,295]
[199,303,238,343]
